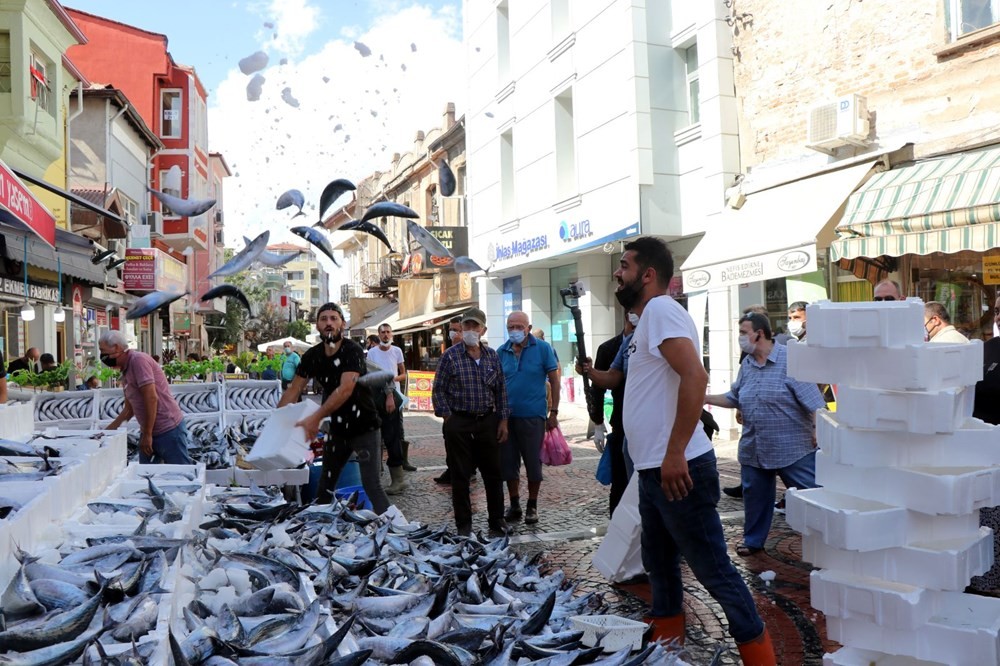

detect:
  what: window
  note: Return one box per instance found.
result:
[291,290,305,300]
[554,89,576,199]
[157,170,181,218]
[500,129,515,221]
[0,33,10,93]
[946,0,1000,39]
[426,185,439,224]
[118,193,138,225]
[160,89,182,138]
[552,0,570,38]
[685,44,700,125]
[193,94,207,148]
[497,1,511,82]
[285,271,304,281]
[29,51,54,117]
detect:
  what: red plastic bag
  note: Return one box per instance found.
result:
[540,426,572,466]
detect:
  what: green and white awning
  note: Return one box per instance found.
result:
[831,147,1000,260]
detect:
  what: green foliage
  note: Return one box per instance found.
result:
[163,356,225,381]
[248,355,283,375]
[10,360,74,390]
[286,319,311,340]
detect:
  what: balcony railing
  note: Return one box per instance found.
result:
[360,257,402,293]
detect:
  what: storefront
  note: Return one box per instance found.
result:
[830,145,1000,340]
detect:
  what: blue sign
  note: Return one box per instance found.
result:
[488,235,549,263]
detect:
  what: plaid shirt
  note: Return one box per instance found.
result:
[725,343,825,469]
[432,342,510,420]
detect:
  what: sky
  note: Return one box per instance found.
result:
[66,0,466,289]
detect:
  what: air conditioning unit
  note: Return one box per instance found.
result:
[145,211,163,236]
[108,239,126,260]
[806,94,870,153]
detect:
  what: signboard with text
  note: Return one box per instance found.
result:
[433,272,474,308]
[123,248,156,290]
[984,256,1000,285]
[0,161,56,247]
[406,370,435,412]
[0,277,58,302]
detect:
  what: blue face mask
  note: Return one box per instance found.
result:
[508,330,526,344]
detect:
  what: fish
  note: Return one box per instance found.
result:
[0,563,44,618]
[27,579,89,611]
[0,617,108,666]
[361,201,419,224]
[338,219,394,251]
[200,284,254,315]
[356,370,396,389]
[318,178,357,222]
[148,186,217,218]
[454,256,488,274]
[255,248,303,267]
[438,160,457,197]
[0,580,106,652]
[276,189,306,216]
[406,219,453,259]
[209,230,270,279]
[291,226,340,267]
[125,289,188,320]
[110,594,159,642]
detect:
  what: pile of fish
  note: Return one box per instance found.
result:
[35,395,96,422]
[121,418,236,471]
[224,385,280,412]
[173,389,221,415]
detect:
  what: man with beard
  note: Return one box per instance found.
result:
[278,302,389,513]
[579,237,774,661]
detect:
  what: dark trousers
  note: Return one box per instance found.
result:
[380,408,403,468]
[316,429,390,514]
[444,413,504,530]
[607,429,629,517]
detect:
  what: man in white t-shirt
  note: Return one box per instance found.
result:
[582,237,775,664]
[366,322,409,494]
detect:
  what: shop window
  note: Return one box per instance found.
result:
[160,89,182,138]
[554,88,576,200]
[945,0,1000,40]
[911,250,999,339]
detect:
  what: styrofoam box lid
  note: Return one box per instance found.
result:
[805,299,925,348]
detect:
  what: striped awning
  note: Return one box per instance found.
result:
[831,147,1000,260]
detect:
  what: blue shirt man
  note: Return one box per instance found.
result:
[496,311,560,525]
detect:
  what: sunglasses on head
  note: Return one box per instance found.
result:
[873,296,897,302]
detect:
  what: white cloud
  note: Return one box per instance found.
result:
[208,2,464,287]
[254,0,322,57]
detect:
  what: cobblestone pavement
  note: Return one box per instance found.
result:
[391,404,840,665]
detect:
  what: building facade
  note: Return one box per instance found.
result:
[266,242,329,319]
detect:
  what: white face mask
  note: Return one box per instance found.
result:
[449,330,461,343]
[787,320,804,338]
[379,340,391,348]
[627,312,640,326]
[738,334,757,355]
[462,331,480,346]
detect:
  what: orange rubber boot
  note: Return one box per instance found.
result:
[645,613,685,646]
[737,628,776,665]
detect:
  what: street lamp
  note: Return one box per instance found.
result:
[20,302,35,321]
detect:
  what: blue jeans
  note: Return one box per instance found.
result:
[638,450,764,644]
[741,450,817,549]
[140,421,194,465]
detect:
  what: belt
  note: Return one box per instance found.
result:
[453,410,494,418]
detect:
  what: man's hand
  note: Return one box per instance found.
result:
[140,431,153,458]
[546,412,558,431]
[385,393,396,414]
[593,422,606,453]
[497,419,508,444]
[660,451,693,501]
[296,413,323,442]
[574,356,593,376]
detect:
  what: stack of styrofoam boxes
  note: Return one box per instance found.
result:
[32,391,97,431]
[592,473,645,582]
[0,399,34,439]
[785,299,1000,666]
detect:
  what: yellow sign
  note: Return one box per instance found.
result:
[984,256,1000,285]
[407,370,435,411]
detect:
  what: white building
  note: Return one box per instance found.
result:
[465,0,739,413]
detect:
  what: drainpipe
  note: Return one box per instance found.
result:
[66,82,84,230]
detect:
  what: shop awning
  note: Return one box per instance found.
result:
[680,160,879,290]
[392,304,472,335]
[831,148,1000,260]
[348,300,400,335]
[0,216,117,286]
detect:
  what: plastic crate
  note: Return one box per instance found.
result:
[169,382,223,414]
[223,379,281,411]
[33,392,97,422]
[334,484,372,510]
[569,615,646,652]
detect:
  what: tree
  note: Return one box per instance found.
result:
[286,319,311,340]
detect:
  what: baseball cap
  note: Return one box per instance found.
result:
[462,308,487,327]
[316,302,345,319]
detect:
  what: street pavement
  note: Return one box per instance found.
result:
[391,402,840,665]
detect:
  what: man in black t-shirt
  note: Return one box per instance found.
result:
[278,302,389,512]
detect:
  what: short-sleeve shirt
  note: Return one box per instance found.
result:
[120,350,184,436]
[725,343,826,469]
[366,345,405,392]
[297,339,380,438]
[497,335,558,419]
[623,295,713,469]
[611,333,634,374]
[281,352,301,381]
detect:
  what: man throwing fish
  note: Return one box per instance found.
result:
[102,331,193,464]
[279,302,389,513]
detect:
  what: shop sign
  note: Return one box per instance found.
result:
[984,256,1000,285]
[123,248,156,290]
[426,226,468,257]
[173,313,191,334]
[72,284,83,315]
[433,272,474,308]
[0,161,56,247]
[487,234,549,264]
[89,286,126,306]
[0,276,58,302]
[406,370,435,412]
[681,245,817,291]
[558,219,593,244]
[223,373,249,380]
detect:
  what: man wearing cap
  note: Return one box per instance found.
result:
[432,308,511,537]
[278,302,390,513]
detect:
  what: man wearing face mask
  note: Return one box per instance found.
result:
[279,302,390,512]
[497,311,560,525]
[280,342,300,390]
[924,301,970,344]
[435,317,477,486]
[787,301,807,341]
[101,330,192,464]
[432,308,511,537]
[367,322,409,493]
[705,313,825,558]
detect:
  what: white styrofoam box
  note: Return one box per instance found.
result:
[801,529,992,591]
[223,379,281,412]
[834,385,974,435]
[788,340,983,391]
[826,593,1000,665]
[95,388,127,422]
[244,400,319,471]
[570,615,646,652]
[123,461,207,486]
[593,521,644,583]
[33,391,97,423]
[811,569,932,630]
[824,646,949,665]
[802,299,925,349]
[818,411,1000,469]
[0,401,34,439]
[816,451,1000,516]
[169,382,223,414]
[786,488,909,552]
[204,466,309,487]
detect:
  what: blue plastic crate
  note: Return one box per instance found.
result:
[334,484,372,510]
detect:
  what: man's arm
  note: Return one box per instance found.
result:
[108,400,135,430]
[546,368,561,430]
[705,393,737,408]
[588,340,615,423]
[295,371,360,441]
[138,383,158,457]
[0,376,6,405]
[431,353,452,419]
[576,360,624,389]
[658,337,708,501]
[278,375,309,407]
